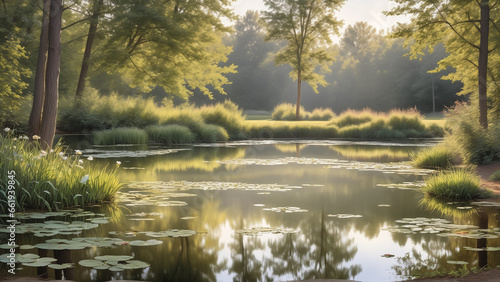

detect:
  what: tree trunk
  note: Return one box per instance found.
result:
[478,0,489,129]
[28,0,50,137]
[75,0,103,101]
[296,69,302,120]
[39,0,62,149]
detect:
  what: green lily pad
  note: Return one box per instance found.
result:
[144,229,196,238]
[94,255,133,262]
[22,257,58,267]
[48,263,74,270]
[129,239,163,247]
[0,243,19,249]
[79,259,106,268]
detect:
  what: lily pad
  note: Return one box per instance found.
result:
[22,257,58,267]
[48,263,74,270]
[79,259,106,268]
[129,239,163,247]
[447,260,469,265]
[144,229,196,238]
[94,255,133,262]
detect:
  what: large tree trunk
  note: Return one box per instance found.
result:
[28,0,50,137]
[478,0,489,129]
[296,69,302,120]
[39,0,62,149]
[75,0,103,101]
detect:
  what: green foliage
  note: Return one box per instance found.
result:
[385,0,500,117]
[272,103,334,121]
[198,124,229,143]
[387,109,425,132]
[0,35,30,127]
[445,102,500,164]
[423,168,482,200]
[490,170,500,181]
[145,125,195,145]
[411,146,456,169]
[246,123,339,139]
[93,128,148,145]
[0,131,122,211]
[199,100,246,139]
[329,109,376,127]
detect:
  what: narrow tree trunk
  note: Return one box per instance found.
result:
[28,0,50,137]
[296,69,302,120]
[75,0,103,101]
[478,0,489,129]
[39,0,62,149]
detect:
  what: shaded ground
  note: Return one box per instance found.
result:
[477,163,500,196]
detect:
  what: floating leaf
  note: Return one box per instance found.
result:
[447,260,468,265]
[79,259,106,268]
[94,255,133,262]
[48,263,74,270]
[145,229,196,238]
[129,240,163,247]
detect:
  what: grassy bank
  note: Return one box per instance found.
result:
[0,131,122,211]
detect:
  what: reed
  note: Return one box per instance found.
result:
[411,146,456,169]
[0,132,122,212]
[423,168,481,200]
[145,125,196,145]
[93,127,148,145]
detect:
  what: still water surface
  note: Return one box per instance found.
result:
[3,140,500,281]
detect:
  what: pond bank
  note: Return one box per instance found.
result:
[477,163,500,195]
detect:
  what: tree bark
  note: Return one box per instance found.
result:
[478,0,489,129]
[28,0,50,137]
[296,69,302,120]
[39,0,62,149]
[75,0,103,101]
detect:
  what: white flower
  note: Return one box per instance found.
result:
[62,156,68,160]
[87,156,93,161]
[80,175,89,185]
[40,150,47,156]
[78,159,83,164]
[32,135,41,140]
[75,165,84,169]
[22,136,29,140]
[75,150,82,155]
[13,138,17,141]
[50,149,54,153]
[116,161,121,166]
[4,127,10,132]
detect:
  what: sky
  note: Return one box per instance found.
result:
[230,0,409,33]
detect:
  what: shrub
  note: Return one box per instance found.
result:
[329,108,377,128]
[387,109,425,132]
[423,168,481,200]
[145,125,195,145]
[199,100,245,139]
[93,127,148,145]
[309,108,335,121]
[445,102,500,164]
[198,124,229,143]
[411,146,456,169]
[271,103,308,120]
[0,132,122,211]
[426,123,445,137]
[490,170,500,181]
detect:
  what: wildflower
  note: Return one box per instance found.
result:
[40,150,47,156]
[50,149,54,153]
[87,156,93,161]
[75,150,82,155]
[80,175,89,185]
[116,161,121,167]
[13,138,17,141]
[78,159,84,164]
[4,127,10,132]
[22,136,29,140]
[32,135,41,140]
[75,165,84,169]
[58,152,64,157]
[62,156,68,160]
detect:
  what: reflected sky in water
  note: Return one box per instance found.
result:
[3,140,500,281]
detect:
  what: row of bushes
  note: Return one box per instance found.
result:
[0,131,122,211]
[93,125,230,145]
[58,91,247,140]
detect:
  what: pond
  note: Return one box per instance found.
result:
[2,140,500,281]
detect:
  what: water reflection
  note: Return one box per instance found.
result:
[3,141,500,281]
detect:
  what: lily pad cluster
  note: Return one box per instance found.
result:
[79,255,149,271]
[235,226,298,236]
[143,229,197,238]
[262,206,308,213]
[0,220,99,237]
[0,253,73,269]
[216,157,434,175]
[385,217,500,238]
[126,180,302,193]
[327,214,363,219]
[376,182,425,190]
[81,148,187,159]
[35,237,127,250]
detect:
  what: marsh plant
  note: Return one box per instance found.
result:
[272,103,334,121]
[411,146,456,169]
[0,130,122,211]
[423,168,482,200]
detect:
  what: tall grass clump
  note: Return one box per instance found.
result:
[199,100,246,139]
[198,124,229,143]
[387,108,426,132]
[329,108,377,128]
[0,131,122,212]
[423,168,481,200]
[272,103,307,120]
[490,170,500,181]
[93,127,148,145]
[445,102,500,164]
[145,125,196,145]
[309,108,335,121]
[411,145,456,169]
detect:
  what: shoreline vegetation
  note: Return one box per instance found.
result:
[58,95,445,145]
